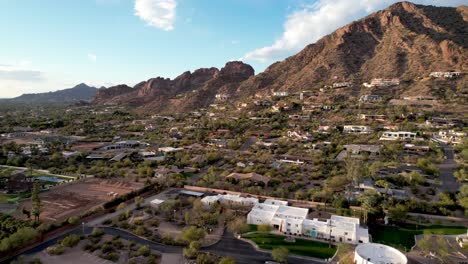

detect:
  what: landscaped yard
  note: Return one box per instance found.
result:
[242,233,336,259]
[371,224,467,251]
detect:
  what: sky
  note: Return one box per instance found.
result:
[0,0,464,98]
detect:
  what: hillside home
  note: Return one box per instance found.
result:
[215,93,229,101]
[379,131,417,141]
[359,114,386,122]
[432,130,465,145]
[343,125,373,134]
[363,78,399,87]
[287,130,314,142]
[101,140,148,151]
[332,82,352,88]
[273,91,289,97]
[429,71,461,78]
[336,144,382,161]
[359,95,382,103]
[403,144,429,154]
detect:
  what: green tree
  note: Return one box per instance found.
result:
[227,217,249,235]
[31,182,42,223]
[272,247,289,263]
[180,226,206,243]
[137,245,150,256]
[258,224,271,233]
[387,204,408,223]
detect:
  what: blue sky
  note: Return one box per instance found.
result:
[0,0,464,98]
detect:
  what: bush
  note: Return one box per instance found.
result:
[46,245,65,255]
[67,216,80,225]
[258,224,272,233]
[101,252,120,262]
[61,234,81,247]
[137,245,150,257]
[92,227,104,237]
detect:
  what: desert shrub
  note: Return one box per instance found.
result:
[61,234,81,247]
[46,245,64,255]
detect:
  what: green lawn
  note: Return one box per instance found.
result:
[371,224,467,251]
[242,233,336,259]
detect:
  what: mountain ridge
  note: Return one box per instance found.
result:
[93,1,467,112]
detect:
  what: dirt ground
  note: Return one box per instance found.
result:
[15,178,144,222]
[70,142,106,152]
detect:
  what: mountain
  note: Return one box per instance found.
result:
[238,2,466,96]
[5,83,99,104]
[93,1,467,112]
[93,61,254,112]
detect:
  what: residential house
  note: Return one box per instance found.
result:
[273,91,289,97]
[359,114,386,122]
[247,200,369,244]
[432,130,465,145]
[336,144,382,161]
[379,131,417,141]
[429,71,461,78]
[287,130,314,142]
[359,95,382,103]
[403,144,430,154]
[201,194,259,209]
[343,125,372,134]
[363,78,399,87]
[332,82,352,88]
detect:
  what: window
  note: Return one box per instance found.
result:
[344,232,348,235]
[347,238,352,241]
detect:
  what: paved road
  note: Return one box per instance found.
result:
[438,144,460,192]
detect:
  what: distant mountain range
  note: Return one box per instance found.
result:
[92,1,467,113]
[2,83,99,104]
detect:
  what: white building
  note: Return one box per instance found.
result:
[363,78,400,87]
[354,243,407,264]
[432,130,465,145]
[201,194,259,209]
[359,95,382,103]
[215,94,229,101]
[429,71,461,78]
[343,125,373,134]
[247,200,369,244]
[150,198,166,208]
[273,91,289,97]
[379,131,417,141]
[333,82,352,88]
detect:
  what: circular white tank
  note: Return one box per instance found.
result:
[354,243,407,264]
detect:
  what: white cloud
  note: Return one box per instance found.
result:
[242,0,466,63]
[134,0,176,31]
[0,64,44,82]
[88,53,97,62]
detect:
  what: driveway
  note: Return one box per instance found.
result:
[438,144,461,192]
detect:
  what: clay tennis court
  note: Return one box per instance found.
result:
[15,178,144,222]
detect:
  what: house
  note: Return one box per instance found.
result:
[403,144,429,154]
[246,200,369,244]
[86,153,105,160]
[357,179,407,199]
[432,130,465,145]
[287,130,314,142]
[363,78,399,87]
[317,125,335,133]
[288,115,310,121]
[215,94,229,101]
[201,194,259,209]
[226,172,270,186]
[62,151,79,159]
[343,125,372,134]
[429,71,461,78]
[154,166,183,178]
[139,151,165,161]
[359,95,381,103]
[273,91,289,97]
[332,82,352,88]
[276,155,313,165]
[157,147,184,153]
[179,190,204,198]
[101,140,148,151]
[208,138,228,148]
[379,131,417,141]
[336,145,382,161]
[425,117,461,128]
[359,114,386,122]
